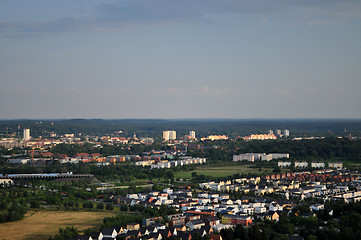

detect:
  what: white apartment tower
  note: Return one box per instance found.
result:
[23,129,31,141]
[189,131,196,139]
[275,129,282,136]
[163,130,176,141]
[283,129,290,137]
[268,130,273,135]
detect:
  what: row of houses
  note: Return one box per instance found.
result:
[72,221,221,240]
[278,161,343,169]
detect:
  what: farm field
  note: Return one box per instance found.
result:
[175,165,273,179]
[0,210,117,240]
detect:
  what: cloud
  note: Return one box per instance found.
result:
[0,0,360,35]
[306,20,328,27]
[273,88,292,96]
[163,86,242,96]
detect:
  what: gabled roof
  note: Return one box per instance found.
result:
[89,231,102,239]
[146,226,157,232]
[75,236,92,240]
[158,229,172,238]
[200,225,213,234]
[178,232,192,240]
[101,228,116,235]
[140,228,149,235]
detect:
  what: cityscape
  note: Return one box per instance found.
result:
[1,121,361,240]
[1,0,361,240]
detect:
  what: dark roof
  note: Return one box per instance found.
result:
[101,228,116,235]
[148,232,162,238]
[158,229,171,238]
[146,226,157,232]
[200,225,213,233]
[89,231,101,239]
[126,230,141,237]
[102,237,115,240]
[75,236,91,240]
[178,232,192,240]
[140,227,149,234]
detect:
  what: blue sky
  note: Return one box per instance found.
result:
[1,0,360,119]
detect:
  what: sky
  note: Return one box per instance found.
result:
[0,0,361,119]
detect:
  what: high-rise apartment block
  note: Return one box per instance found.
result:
[275,129,282,136]
[23,129,31,141]
[163,130,176,141]
[189,131,196,139]
[268,130,273,135]
[283,129,290,137]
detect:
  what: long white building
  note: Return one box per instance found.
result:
[233,153,289,162]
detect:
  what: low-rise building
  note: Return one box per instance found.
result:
[295,161,308,168]
[221,214,252,226]
[311,162,325,168]
[329,162,343,170]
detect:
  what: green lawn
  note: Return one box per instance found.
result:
[175,165,272,179]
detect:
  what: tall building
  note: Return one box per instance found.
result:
[189,131,196,139]
[163,131,170,141]
[268,130,273,135]
[283,129,290,137]
[169,130,176,140]
[163,130,176,141]
[23,129,31,141]
[275,129,282,136]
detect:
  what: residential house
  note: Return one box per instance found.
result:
[101,228,117,239]
[222,214,252,226]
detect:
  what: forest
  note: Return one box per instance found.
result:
[1,119,361,138]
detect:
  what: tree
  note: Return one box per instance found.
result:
[97,202,104,210]
[106,202,114,210]
[49,226,78,240]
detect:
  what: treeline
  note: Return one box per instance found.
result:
[188,138,361,162]
[0,200,27,223]
[102,214,143,228]
[2,119,361,138]
[0,162,176,182]
[49,143,170,157]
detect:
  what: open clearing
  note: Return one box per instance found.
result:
[175,165,273,179]
[0,210,117,240]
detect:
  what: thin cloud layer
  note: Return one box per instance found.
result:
[0,0,360,35]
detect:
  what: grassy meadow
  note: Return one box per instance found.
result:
[175,165,273,179]
[0,210,117,240]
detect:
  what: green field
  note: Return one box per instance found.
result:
[175,165,272,179]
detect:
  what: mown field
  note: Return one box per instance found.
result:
[175,165,273,179]
[0,210,117,240]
